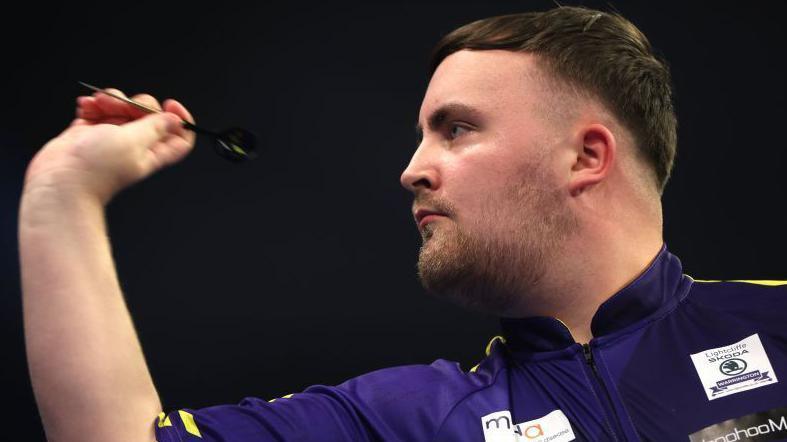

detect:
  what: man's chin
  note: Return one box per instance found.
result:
[420,221,440,241]
[415,227,530,316]
[417,234,492,312]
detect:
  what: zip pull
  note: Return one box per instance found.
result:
[581,342,621,441]
[582,343,594,366]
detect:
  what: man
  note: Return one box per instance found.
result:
[19,6,786,442]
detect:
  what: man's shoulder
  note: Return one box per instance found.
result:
[681,278,787,324]
[271,355,506,440]
[331,355,502,400]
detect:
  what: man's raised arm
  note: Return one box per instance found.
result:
[19,89,196,441]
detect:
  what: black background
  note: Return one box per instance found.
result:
[1,1,785,439]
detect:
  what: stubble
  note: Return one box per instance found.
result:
[415,163,577,315]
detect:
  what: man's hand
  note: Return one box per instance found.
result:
[19,88,196,442]
[24,89,196,205]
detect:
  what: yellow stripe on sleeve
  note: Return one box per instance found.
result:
[178,410,202,438]
[157,412,172,428]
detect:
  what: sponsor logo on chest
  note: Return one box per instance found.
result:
[689,407,787,442]
[481,409,575,442]
[689,333,778,400]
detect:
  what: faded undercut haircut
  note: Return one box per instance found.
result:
[429,6,677,194]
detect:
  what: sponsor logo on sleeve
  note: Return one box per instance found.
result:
[689,407,787,442]
[690,334,778,400]
[481,409,575,442]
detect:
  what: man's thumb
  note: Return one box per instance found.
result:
[123,112,180,146]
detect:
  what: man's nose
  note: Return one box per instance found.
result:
[400,145,440,193]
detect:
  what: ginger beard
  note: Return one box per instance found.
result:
[415,160,577,316]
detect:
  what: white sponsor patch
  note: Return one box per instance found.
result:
[690,333,778,400]
[482,409,575,442]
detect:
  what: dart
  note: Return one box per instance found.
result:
[78,81,258,162]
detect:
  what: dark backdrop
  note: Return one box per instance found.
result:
[2,1,785,439]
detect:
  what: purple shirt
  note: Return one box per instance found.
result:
[154,245,787,441]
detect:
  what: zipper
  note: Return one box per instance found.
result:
[582,343,624,441]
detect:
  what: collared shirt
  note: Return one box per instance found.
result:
[154,245,787,441]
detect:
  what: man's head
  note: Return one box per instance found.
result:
[400,7,677,316]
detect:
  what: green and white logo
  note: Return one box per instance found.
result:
[720,358,747,376]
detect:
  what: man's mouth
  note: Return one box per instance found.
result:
[418,214,445,229]
[414,209,448,230]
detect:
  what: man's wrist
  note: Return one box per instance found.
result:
[19,174,106,230]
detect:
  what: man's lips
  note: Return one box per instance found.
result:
[419,214,445,229]
[414,209,448,229]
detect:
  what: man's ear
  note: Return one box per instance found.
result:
[569,123,616,196]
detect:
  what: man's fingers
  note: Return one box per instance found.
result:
[75,95,131,124]
[162,99,196,145]
[122,112,181,150]
[163,99,194,124]
[128,94,162,119]
[84,89,167,123]
[149,134,194,168]
[93,88,136,118]
[76,96,101,119]
[75,91,195,149]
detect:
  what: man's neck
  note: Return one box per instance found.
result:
[507,225,664,345]
[559,230,664,344]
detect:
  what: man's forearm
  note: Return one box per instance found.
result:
[19,179,160,442]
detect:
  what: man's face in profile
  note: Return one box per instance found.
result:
[400,49,578,315]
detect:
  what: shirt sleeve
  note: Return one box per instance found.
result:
[154,385,375,442]
[153,359,483,441]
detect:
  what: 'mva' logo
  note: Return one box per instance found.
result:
[483,416,545,438]
[481,409,575,442]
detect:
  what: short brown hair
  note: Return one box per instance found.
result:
[429,6,677,194]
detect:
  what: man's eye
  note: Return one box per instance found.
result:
[448,124,469,139]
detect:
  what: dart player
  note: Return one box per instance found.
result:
[18,6,787,442]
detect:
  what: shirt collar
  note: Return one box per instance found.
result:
[499,244,690,353]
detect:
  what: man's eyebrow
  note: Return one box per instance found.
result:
[415,102,483,142]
